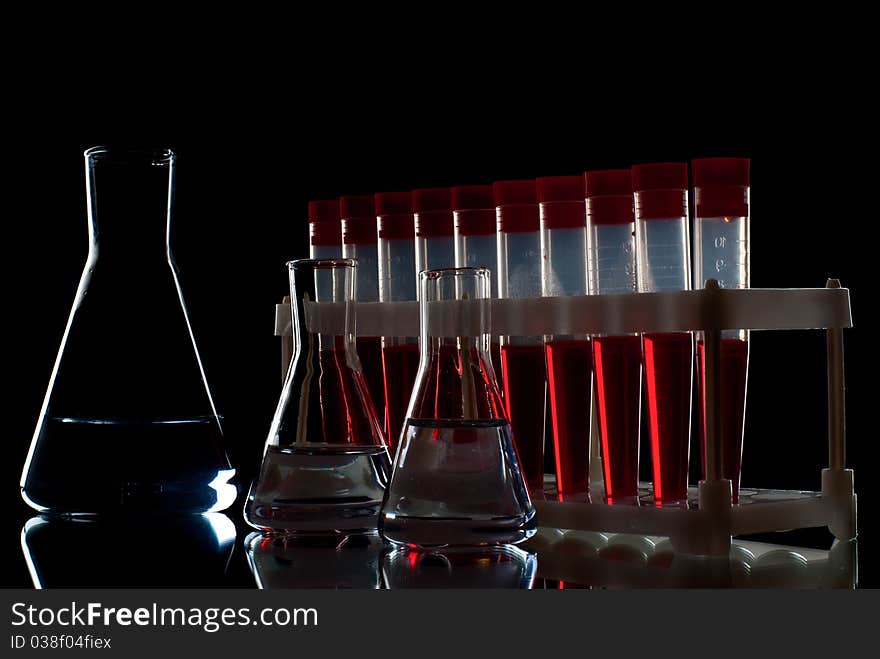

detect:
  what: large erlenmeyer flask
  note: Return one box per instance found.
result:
[379,267,536,547]
[20,147,235,515]
[245,258,390,533]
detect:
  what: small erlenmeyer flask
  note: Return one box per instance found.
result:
[379,267,536,547]
[245,258,390,533]
[20,147,235,515]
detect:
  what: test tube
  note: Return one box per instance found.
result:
[632,163,693,505]
[585,169,641,503]
[692,157,750,503]
[413,187,455,286]
[453,184,502,378]
[494,180,547,493]
[375,191,419,451]
[308,200,342,258]
[539,175,591,496]
[341,194,385,421]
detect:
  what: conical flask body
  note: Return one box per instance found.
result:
[245,259,390,534]
[21,147,234,515]
[379,267,535,547]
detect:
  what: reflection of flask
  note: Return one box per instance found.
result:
[21,147,234,515]
[21,514,236,588]
[245,532,383,589]
[383,545,536,588]
[245,259,390,533]
[380,267,535,547]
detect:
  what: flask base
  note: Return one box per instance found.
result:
[379,509,537,548]
[244,444,391,534]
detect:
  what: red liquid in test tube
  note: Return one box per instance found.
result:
[697,338,749,501]
[501,343,547,491]
[632,163,693,505]
[692,157,751,503]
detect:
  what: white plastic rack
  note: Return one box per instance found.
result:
[275,279,855,556]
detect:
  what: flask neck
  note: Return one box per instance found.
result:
[86,152,174,257]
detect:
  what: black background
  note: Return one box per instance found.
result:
[1,29,876,587]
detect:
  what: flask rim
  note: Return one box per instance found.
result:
[286,258,355,270]
[419,266,490,281]
[84,146,175,165]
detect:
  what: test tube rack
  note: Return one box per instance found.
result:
[275,279,855,556]
[525,527,857,588]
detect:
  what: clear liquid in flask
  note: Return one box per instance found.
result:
[246,444,391,534]
[380,418,535,547]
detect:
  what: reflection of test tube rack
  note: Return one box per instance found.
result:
[275,278,855,557]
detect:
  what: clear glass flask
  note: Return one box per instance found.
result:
[692,157,751,502]
[585,169,641,503]
[20,147,235,515]
[379,267,536,547]
[245,258,390,534]
[632,162,693,505]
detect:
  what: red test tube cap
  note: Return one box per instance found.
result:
[452,185,495,236]
[340,194,377,245]
[412,188,453,238]
[493,180,538,234]
[493,179,537,207]
[692,158,750,218]
[631,163,688,221]
[339,194,375,220]
[308,199,340,223]
[585,169,633,226]
[374,191,414,241]
[584,169,632,197]
[537,175,585,229]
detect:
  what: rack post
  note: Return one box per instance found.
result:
[826,279,846,471]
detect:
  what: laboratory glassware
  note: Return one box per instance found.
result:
[453,184,502,380]
[413,187,456,278]
[383,545,537,588]
[632,162,693,505]
[379,267,536,547]
[341,194,385,423]
[376,191,419,452]
[308,199,342,258]
[585,169,641,503]
[20,146,235,515]
[494,179,547,492]
[539,175,592,496]
[245,258,390,533]
[692,157,751,502]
